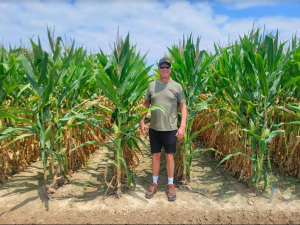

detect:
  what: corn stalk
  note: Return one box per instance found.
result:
[168,34,217,183]
[88,33,165,197]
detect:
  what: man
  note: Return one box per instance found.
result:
[140,57,187,201]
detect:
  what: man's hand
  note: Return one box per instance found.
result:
[177,102,187,141]
[140,101,150,136]
[140,122,147,135]
[176,126,185,140]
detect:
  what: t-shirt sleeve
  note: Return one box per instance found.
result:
[144,85,151,102]
[178,84,186,104]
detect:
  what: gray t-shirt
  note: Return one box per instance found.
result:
[145,79,186,131]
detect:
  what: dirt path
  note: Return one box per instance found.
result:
[0,138,300,224]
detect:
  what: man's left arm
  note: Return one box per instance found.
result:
[176,102,187,140]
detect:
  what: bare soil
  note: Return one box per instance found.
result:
[0,137,300,224]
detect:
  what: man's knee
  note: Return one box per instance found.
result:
[165,153,174,160]
[153,152,161,160]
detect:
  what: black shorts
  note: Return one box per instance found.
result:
[149,128,177,154]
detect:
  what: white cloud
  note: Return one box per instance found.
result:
[0,0,299,69]
[215,15,229,24]
[221,16,300,44]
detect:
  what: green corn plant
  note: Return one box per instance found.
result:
[167,34,217,183]
[89,33,165,197]
[213,28,299,192]
[280,34,300,99]
[0,47,33,126]
[0,28,95,189]
[0,46,37,179]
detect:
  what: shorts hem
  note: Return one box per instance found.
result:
[149,128,178,132]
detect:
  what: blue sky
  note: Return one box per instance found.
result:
[211,1,300,18]
[1,0,300,68]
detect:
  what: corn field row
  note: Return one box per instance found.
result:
[188,28,300,192]
[0,27,299,196]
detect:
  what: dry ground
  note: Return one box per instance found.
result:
[0,137,300,224]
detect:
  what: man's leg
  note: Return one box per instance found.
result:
[153,152,161,178]
[162,130,177,201]
[146,129,162,199]
[165,152,174,183]
[165,152,176,201]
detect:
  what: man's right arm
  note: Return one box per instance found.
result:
[140,101,151,135]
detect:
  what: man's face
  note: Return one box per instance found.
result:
[158,62,171,78]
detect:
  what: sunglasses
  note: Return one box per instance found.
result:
[159,66,171,69]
